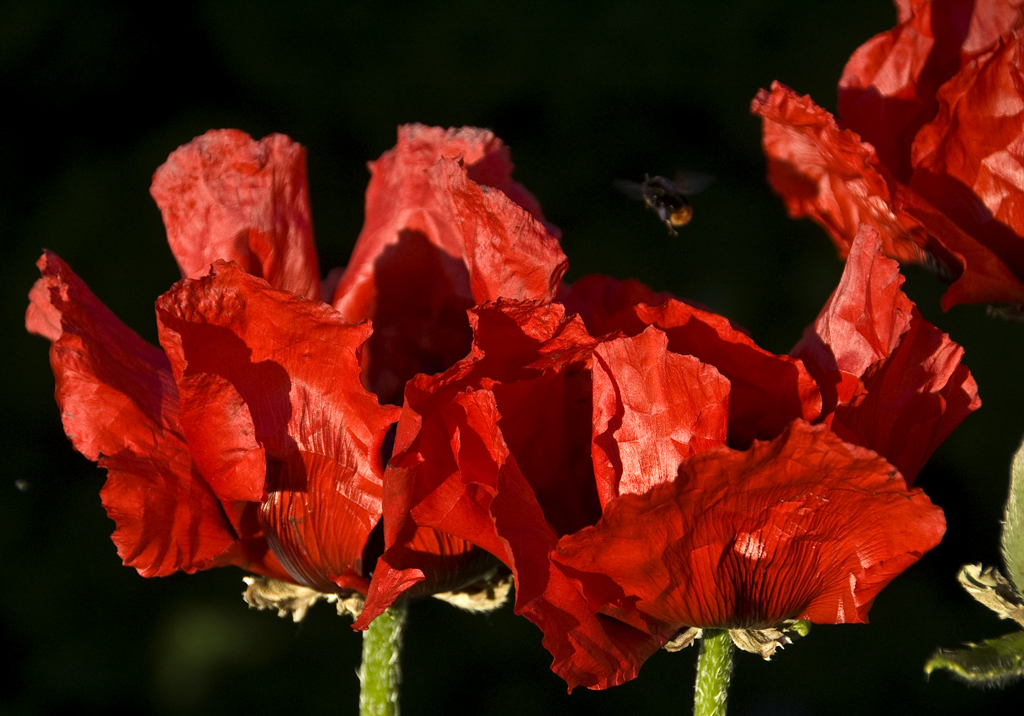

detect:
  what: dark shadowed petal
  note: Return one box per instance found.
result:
[156,262,400,594]
[793,226,980,482]
[591,326,730,507]
[911,26,1024,288]
[839,0,1023,181]
[330,125,568,403]
[893,186,1024,306]
[554,421,945,630]
[557,273,674,337]
[26,251,268,578]
[151,129,321,300]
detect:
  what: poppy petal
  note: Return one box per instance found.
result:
[554,421,945,629]
[151,129,321,300]
[330,125,567,402]
[156,262,400,593]
[753,81,1024,307]
[752,81,928,265]
[838,0,1023,181]
[26,251,242,577]
[793,226,981,482]
[911,26,1024,285]
[591,326,730,506]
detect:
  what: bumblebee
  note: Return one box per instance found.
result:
[615,171,714,236]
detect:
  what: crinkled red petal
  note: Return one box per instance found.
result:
[553,421,945,630]
[561,273,820,447]
[752,82,928,264]
[839,0,1024,181]
[151,129,321,301]
[156,262,399,594]
[330,125,568,403]
[633,299,821,447]
[754,81,1024,307]
[911,26,1024,285]
[360,300,663,689]
[26,251,267,578]
[591,326,730,507]
[793,226,980,482]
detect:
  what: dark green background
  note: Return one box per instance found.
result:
[4,1,1024,714]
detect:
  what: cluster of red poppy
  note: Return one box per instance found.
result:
[33,0,1017,690]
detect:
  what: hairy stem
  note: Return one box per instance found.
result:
[359,603,408,716]
[694,630,734,716]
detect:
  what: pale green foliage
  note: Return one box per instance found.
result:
[1002,435,1024,594]
[925,631,1024,686]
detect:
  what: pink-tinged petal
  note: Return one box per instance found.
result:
[591,327,730,507]
[156,262,400,594]
[330,125,567,402]
[554,422,945,630]
[752,82,930,265]
[839,0,1024,181]
[26,251,246,577]
[911,26,1024,285]
[151,129,321,300]
[792,226,980,482]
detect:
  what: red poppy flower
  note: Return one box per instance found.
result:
[27,126,563,604]
[354,224,978,689]
[753,0,1024,308]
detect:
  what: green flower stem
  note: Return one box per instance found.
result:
[694,630,735,716]
[359,603,408,716]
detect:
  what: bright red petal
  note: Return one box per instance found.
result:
[839,0,1024,181]
[26,252,251,578]
[330,125,568,402]
[591,327,730,507]
[156,262,400,594]
[793,227,980,482]
[752,82,929,265]
[792,225,915,415]
[631,299,821,447]
[911,26,1024,286]
[151,129,321,301]
[554,421,945,629]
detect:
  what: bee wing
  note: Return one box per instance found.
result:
[613,179,646,201]
[672,170,715,196]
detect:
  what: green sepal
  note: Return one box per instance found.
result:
[925,631,1024,687]
[1002,434,1024,597]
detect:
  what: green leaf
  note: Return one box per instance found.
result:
[925,631,1024,687]
[1001,434,1024,597]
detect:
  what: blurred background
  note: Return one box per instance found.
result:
[4,0,1024,714]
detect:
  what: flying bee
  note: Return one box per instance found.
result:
[614,171,714,236]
